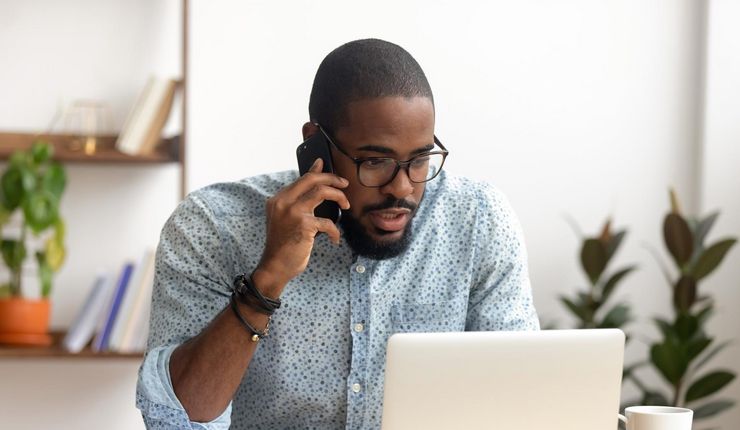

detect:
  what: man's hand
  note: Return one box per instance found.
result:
[254,158,350,297]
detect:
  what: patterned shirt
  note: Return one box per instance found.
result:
[136,170,539,430]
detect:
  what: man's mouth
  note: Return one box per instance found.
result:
[368,208,411,233]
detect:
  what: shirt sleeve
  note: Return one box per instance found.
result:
[136,193,235,429]
[465,183,540,332]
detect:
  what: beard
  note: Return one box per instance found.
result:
[339,197,419,260]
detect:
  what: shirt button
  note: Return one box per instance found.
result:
[353,323,364,333]
[351,383,362,393]
[355,265,366,274]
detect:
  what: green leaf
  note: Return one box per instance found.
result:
[0,283,11,298]
[692,399,735,419]
[606,230,627,261]
[22,190,58,233]
[686,371,736,403]
[31,140,53,164]
[692,239,737,281]
[35,251,54,298]
[674,313,700,341]
[641,390,670,406]
[41,162,66,201]
[651,340,687,385]
[653,318,675,340]
[693,341,732,373]
[686,337,712,362]
[8,150,29,167]
[597,304,631,328]
[560,296,589,322]
[673,276,697,313]
[601,265,636,303]
[54,217,66,242]
[696,305,713,326]
[664,213,694,268]
[1,166,27,210]
[1,239,26,271]
[581,238,608,284]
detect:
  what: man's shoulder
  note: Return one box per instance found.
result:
[186,170,299,218]
[428,171,508,211]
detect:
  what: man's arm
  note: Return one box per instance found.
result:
[465,184,539,331]
[136,159,350,426]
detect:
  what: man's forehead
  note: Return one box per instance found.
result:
[335,96,435,152]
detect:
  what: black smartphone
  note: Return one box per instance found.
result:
[296,131,342,224]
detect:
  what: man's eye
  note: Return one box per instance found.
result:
[412,156,430,165]
[365,159,392,168]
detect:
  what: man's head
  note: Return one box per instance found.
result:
[303,39,438,260]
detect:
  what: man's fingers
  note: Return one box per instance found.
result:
[283,170,348,202]
[299,185,351,211]
[310,157,323,172]
[315,217,342,244]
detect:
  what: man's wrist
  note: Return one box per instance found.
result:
[251,266,287,299]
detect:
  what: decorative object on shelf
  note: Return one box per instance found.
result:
[58,99,113,155]
[0,140,67,346]
[626,189,737,422]
[560,217,636,330]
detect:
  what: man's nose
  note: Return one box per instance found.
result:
[380,166,415,200]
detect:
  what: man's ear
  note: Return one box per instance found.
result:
[302,122,319,141]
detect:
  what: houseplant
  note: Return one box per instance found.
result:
[626,190,737,423]
[0,140,67,346]
[560,218,636,330]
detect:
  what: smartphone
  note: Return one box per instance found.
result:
[296,131,342,224]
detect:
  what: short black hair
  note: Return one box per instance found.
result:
[308,38,434,131]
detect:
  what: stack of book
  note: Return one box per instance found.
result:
[116,77,180,156]
[62,249,156,354]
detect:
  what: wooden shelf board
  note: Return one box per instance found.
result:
[0,331,143,359]
[0,132,180,164]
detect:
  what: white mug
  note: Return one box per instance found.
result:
[618,406,693,430]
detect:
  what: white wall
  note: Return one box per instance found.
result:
[698,0,740,427]
[0,0,181,429]
[1,0,737,429]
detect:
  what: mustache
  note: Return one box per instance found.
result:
[360,197,418,215]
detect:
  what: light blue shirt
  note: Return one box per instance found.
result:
[136,170,539,429]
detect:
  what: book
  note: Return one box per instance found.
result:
[62,272,114,353]
[119,250,157,353]
[92,262,134,352]
[108,249,154,352]
[116,77,178,155]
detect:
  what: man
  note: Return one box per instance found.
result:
[136,38,539,430]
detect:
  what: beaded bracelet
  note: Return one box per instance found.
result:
[229,293,270,342]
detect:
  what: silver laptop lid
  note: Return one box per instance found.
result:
[381,329,625,430]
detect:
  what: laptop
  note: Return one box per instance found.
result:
[381,329,625,430]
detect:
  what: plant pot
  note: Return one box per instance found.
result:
[0,297,52,346]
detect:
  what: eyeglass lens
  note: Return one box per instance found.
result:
[358,152,445,186]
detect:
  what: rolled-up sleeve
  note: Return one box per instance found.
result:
[135,192,235,429]
[465,184,540,332]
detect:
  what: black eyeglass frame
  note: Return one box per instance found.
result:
[315,124,449,188]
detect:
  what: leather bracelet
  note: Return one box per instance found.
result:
[229,293,270,342]
[233,273,281,314]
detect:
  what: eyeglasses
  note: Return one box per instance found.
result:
[316,125,449,188]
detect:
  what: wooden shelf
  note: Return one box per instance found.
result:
[0,331,143,359]
[0,132,180,164]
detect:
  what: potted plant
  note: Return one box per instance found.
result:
[625,190,737,423]
[560,217,636,330]
[0,140,67,346]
